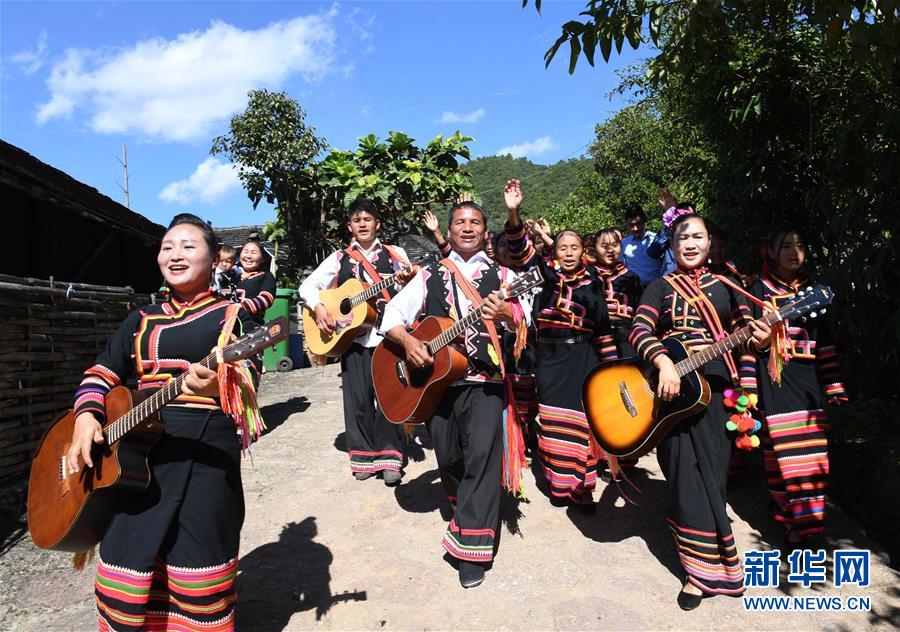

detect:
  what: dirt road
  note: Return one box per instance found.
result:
[1,365,897,630]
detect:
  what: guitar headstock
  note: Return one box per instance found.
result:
[222,317,289,362]
[777,285,834,321]
[498,267,544,301]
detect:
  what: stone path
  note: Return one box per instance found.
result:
[1,365,898,630]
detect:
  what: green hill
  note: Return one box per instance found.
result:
[464,154,592,230]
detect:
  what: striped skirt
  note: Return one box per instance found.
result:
[95,408,244,631]
[535,340,600,505]
[657,374,745,594]
[759,361,830,537]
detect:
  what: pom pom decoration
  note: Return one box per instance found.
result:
[723,387,762,451]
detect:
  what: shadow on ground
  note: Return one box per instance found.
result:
[260,397,310,436]
[237,517,366,631]
[562,465,684,581]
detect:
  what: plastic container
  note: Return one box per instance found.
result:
[263,288,298,372]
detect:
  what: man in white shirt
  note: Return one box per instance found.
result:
[298,198,413,486]
[380,201,530,589]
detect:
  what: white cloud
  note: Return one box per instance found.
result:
[496,135,558,159]
[36,11,344,141]
[11,30,48,75]
[439,108,485,124]
[159,158,241,205]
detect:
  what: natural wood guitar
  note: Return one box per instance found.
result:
[582,286,833,459]
[372,267,542,424]
[302,258,432,358]
[27,317,288,552]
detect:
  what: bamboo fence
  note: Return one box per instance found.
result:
[0,274,156,481]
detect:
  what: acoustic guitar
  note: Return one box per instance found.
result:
[27,317,288,552]
[372,267,543,424]
[582,286,833,459]
[302,257,433,358]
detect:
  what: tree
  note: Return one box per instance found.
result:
[211,90,328,275]
[317,131,474,247]
[523,0,900,397]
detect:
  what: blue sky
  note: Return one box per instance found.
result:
[1,1,643,228]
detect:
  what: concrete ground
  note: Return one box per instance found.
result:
[1,365,898,630]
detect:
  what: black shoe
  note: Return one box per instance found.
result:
[458,561,485,588]
[677,588,704,611]
[353,472,374,481]
[382,470,402,486]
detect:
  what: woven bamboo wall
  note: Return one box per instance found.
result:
[0,274,155,481]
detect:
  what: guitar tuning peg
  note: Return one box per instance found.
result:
[820,307,827,314]
[806,286,813,292]
[809,311,817,318]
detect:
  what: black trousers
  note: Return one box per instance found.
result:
[340,342,404,474]
[426,382,503,562]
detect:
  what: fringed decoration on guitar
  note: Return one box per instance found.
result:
[711,273,791,385]
[217,305,266,451]
[501,379,527,498]
[73,546,95,570]
[723,387,761,451]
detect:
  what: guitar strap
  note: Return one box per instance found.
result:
[664,271,741,385]
[345,245,397,304]
[439,257,506,379]
[440,258,529,497]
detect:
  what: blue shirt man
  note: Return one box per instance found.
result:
[621,207,663,285]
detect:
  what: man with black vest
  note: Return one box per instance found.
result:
[299,198,413,485]
[380,201,531,588]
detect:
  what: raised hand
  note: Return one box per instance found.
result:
[456,191,473,204]
[503,178,523,212]
[658,186,678,210]
[422,210,440,233]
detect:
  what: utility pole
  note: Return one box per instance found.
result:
[115,144,130,209]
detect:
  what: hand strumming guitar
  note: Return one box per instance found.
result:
[386,325,433,370]
[313,303,335,335]
[67,412,104,474]
[655,355,681,402]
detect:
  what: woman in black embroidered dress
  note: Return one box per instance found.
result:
[235,239,276,324]
[750,228,847,548]
[630,213,771,610]
[67,214,259,631]
[593,227,642,358]
[503,179,616,509]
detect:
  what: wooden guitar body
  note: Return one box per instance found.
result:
[582,338,710,459]
[27,387,164,551]
[372,316,469,424]
[303,278,377,357]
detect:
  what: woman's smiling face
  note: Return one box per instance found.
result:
[158,224,216,294]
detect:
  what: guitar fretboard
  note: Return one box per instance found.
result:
[104,352,220,445]
[349,272,400,309]
[425,304,490,355]
[674,309,782,377]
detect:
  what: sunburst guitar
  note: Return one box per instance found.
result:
[582,285,833,459]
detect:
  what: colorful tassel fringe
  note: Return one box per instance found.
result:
[217,309,265,452]
[501,380,527,498]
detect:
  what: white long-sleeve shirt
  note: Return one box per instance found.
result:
[298,239,408,348]
[380,249,532,338]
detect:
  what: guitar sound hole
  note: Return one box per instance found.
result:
[339,298,352,316]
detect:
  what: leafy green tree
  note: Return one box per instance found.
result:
[523,0,900,396]
[317,131,474,246]
[211,89,329,274]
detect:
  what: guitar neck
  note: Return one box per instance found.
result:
[350,271,401,308]
[104,352,220,445]
[425,305,487,356]
[674,309,782,378]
